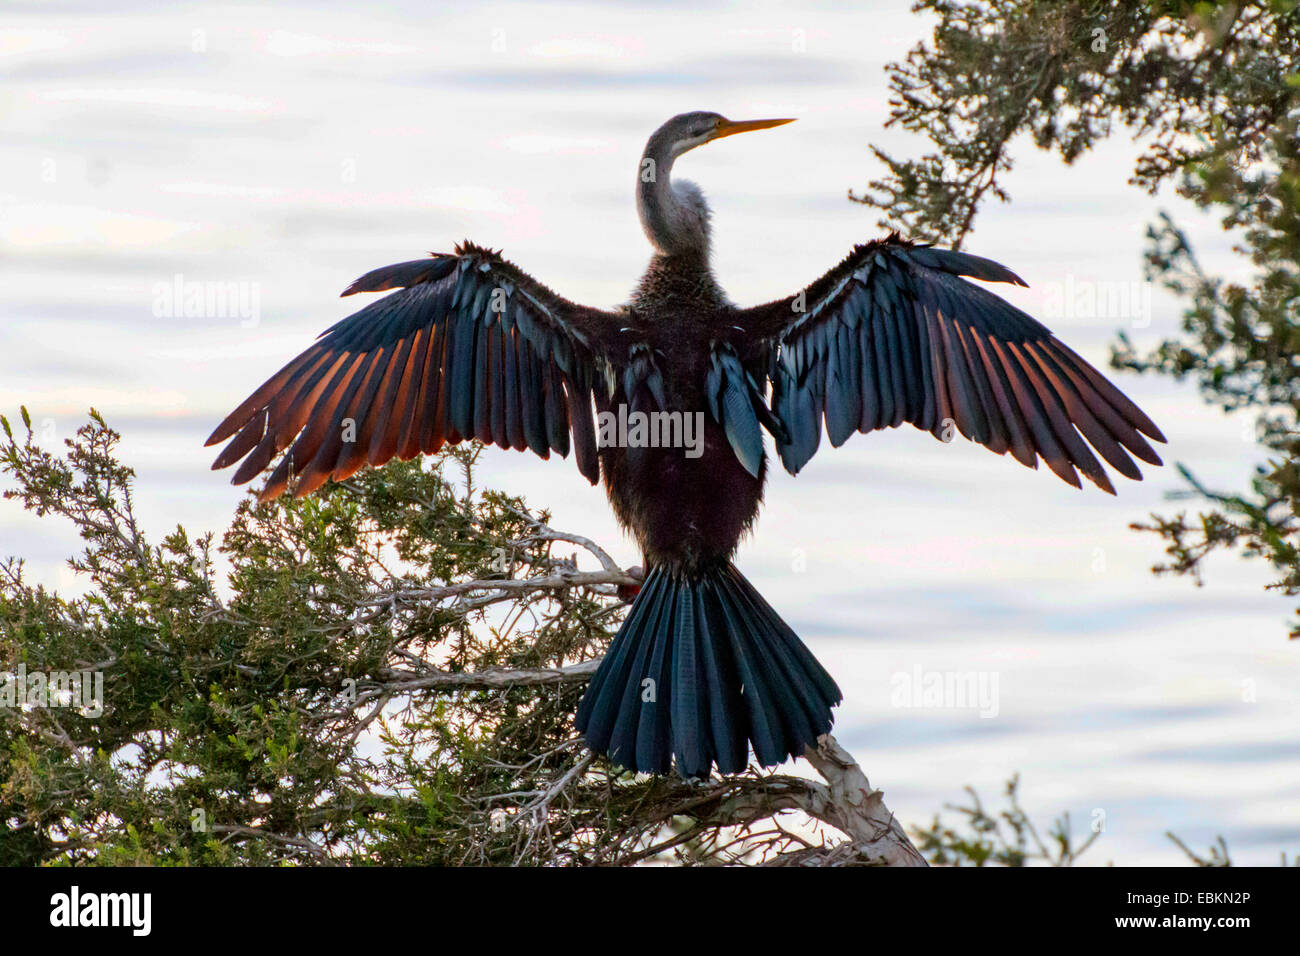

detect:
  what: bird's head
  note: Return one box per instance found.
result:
[645,111,796,162]
[637,112,795,257]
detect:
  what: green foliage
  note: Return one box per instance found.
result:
[857,0,1300,636]
[0,411,863,865]
[915,776,1299,865]
[913,775,1101,866]
[0,411,616,864]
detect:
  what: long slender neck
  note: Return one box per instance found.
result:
[636,138,711,261]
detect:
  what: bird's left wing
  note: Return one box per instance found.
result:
[206,242,617,499]
[732,236,1166,493]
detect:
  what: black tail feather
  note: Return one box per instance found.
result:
[575,563,842,777]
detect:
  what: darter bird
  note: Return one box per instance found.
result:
[207,112,1166,778]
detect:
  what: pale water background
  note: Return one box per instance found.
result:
[2,0,1297,864]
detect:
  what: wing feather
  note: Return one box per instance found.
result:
[208,243,614,498]
[735,237,1165,491]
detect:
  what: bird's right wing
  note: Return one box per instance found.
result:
[206,241,618,499]
[733,237,1166,493]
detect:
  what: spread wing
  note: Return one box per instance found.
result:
[733,237,1166,493]
[206,241,617,499]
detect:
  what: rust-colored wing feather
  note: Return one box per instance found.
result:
[207,242,615,499]
[734,237,1166,493]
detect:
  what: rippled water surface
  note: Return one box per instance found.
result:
[3,0,1297,864]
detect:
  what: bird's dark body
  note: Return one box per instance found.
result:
[599,253,764,572]
[207,110,1167,778]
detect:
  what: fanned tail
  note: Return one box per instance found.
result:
[575,563,842,777]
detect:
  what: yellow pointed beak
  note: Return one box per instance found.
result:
[710,117,796,141]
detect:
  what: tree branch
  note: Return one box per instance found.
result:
[800,734,928,866]
[379,658,599,691]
